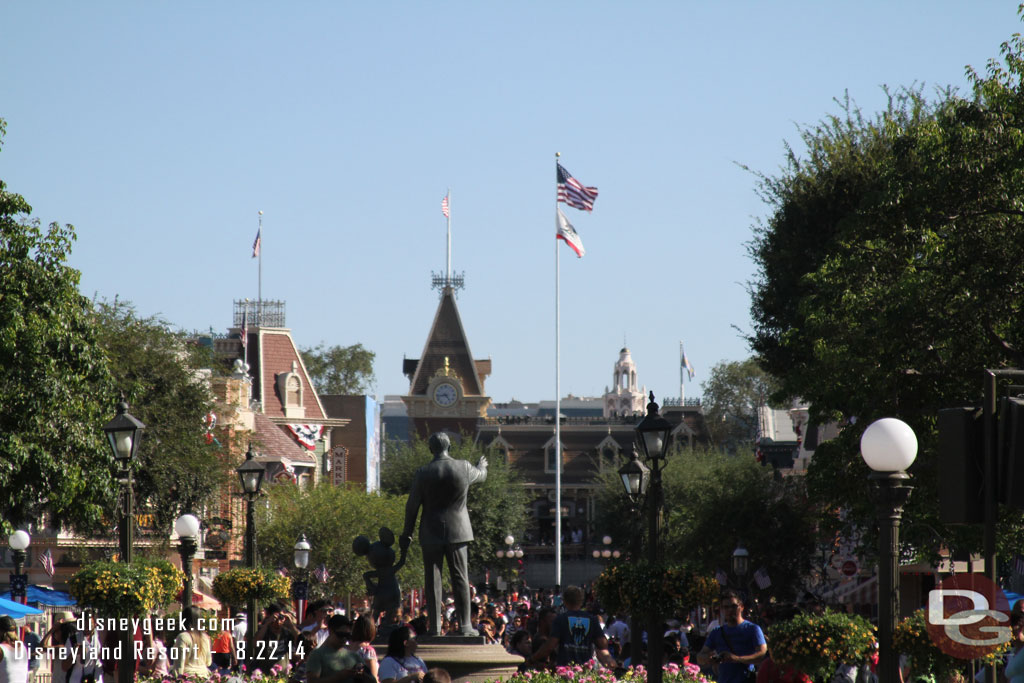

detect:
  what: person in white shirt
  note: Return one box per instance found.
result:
[0,616,28,683]
[378,627,427,683]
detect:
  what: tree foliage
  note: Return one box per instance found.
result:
[701,358,781,453]
[0,119,117,534]
[591,445,818,601]
[255,482,422,599]
[381,434,529,574]
[746,28,1024,559]
[93,300,233,533]
[300,343,376,395]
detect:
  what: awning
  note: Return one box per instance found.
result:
[176,588,221,612]
[0,585,76,607]
[823,576,877,605]
[0,597,45,624]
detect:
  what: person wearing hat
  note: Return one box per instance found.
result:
[63,613,102,683]
[0,615,28,683]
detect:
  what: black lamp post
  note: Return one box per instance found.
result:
[8,531,29,604]
[620,391,672,683]
[860,418,917,683]
[175,514,200,609]
[103,401,146,566]
[103,401,145,683]
[618,447,648,667]
[237,444,265,665]
[293,534,311,622]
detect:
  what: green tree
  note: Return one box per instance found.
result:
[381,434,529,574]
[93,300,234,533]
[256,482,421,599]
[0,120,117,534]
[592,445,818,601]
[300,343,375,395]
[701,358,781,453]
[746,28,1024,560]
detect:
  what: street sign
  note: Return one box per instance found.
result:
[841,560,858,576]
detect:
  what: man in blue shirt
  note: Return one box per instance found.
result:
[697,590,766,683]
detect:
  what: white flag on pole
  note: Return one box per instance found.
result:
[556,208,585,258]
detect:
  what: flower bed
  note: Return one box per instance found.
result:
[138,664,288,683]
[501,663,711,683]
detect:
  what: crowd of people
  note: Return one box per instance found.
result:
[5,583,1024,683]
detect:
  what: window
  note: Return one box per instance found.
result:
[544,439,563,473]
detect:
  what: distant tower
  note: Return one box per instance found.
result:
[603,347,647,417]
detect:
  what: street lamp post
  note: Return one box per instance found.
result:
[8,531,30,604]
[622,391,672,683]
[237,445,265,666]
[860,418,917,683]
[175,514,200,609]
[293,534,311,623]
[618,447,649,668]
[103,401,145,683]
[592,536,620,561]
[495,535,521,587]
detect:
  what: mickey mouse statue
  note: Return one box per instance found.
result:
[353,527,408,626]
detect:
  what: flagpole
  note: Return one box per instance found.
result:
[257,210,263,326]
[554,152,563,589]
[446,188,452,282]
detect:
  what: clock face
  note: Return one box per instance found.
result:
[433,383,458,406]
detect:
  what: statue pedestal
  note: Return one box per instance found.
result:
[375,637,524,683]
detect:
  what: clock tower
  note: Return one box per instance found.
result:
[402,285,491,437]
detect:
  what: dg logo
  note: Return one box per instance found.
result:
[926,573,1011,659]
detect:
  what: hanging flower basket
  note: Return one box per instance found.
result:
[894,609,1005,682]
[68,560,185,618]
[766,610,876,683]
[212,567,291,606]
[594,561,719,620]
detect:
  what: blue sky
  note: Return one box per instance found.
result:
[0,2,1017,404]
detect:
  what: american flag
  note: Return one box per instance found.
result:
[276,565,289,578]
[38,548,55,578]
[252,227,261,258]
[441,193,450,219]
[240,309,247,348]
[313,564,331,584]
[557,163,598,212]
[715,569,728,586]
[754,567,772,590]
